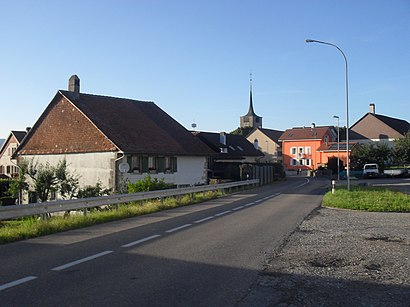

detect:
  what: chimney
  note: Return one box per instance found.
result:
[68,75,80,97]
[219,132,227,145]
[369,103,375,114]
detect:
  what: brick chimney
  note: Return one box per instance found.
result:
[369,103,375,114]
[68,75,80,97]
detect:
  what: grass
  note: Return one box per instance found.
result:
[0,190,222,244]
[322,186,410,212]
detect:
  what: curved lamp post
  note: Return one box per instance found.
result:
[305,39,350,190]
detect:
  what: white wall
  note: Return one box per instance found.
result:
[21,152,117,190]
[123,156,208,187]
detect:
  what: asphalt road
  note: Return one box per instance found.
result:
[0,177,329,306]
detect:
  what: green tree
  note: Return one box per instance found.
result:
[350,142,391,170]
[8,158,79,203]
[392,131,410,166]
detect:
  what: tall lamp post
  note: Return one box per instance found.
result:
[333,115,340,180]
[305,39,350,190]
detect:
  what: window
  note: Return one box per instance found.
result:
[291,147,296,155]
[169,157,177,172]
[306,159,311,166]
[156,157,166,172]
[305,147,311,155]
[291,159,298,166]
[324,135,329,144]
[140,157,149,173]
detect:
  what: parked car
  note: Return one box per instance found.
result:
[363,163,380,178]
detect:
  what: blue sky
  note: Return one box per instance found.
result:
[1,0,409,139]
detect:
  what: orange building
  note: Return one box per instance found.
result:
[279,125,337,171]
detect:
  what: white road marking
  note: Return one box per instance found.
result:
[0,276,38,291]
[51,251,113,271]
[232,206,244,211]
[165,224,192,233]
[214,210,231,217]
[295,179,310,189]
[194,216,214,224]
[121,235,161,248]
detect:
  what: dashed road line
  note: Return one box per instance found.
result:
[194,216,214,224]
[232,206,244,211]
[0,276,38,291]
[165,224,192,233]
[121,235,161,248]
[214,210,231,217]
[51,251,114,271]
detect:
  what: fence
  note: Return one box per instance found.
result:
[0,179,259,221]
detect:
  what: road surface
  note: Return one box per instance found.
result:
[0,177,329,306]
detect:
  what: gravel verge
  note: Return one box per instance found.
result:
[240,207,410,306]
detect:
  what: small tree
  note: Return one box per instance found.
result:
[350,142,391,171]
[8,158,79,203]
[77,181,110,198]
[392,131,410,166]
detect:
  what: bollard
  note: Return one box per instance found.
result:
[331,180,336,194]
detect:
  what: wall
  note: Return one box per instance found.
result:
[20,152,117,191]
[0,135,19,176]
[122,156,208,187]
[246,130,282,163]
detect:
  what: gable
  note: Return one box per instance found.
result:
[350,113,406,140]
[18,95,118,155]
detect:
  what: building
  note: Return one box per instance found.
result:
[14,75,215,201]
[350,103,410,145]
[246,127,283,163]
[0,130,27,177]
[240,76,262,129]
[279,124,337,171]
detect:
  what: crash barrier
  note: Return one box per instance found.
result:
[0,179,259,221]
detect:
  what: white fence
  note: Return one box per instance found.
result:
[0,180,259,221]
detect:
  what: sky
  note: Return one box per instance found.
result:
[1,0,409,139]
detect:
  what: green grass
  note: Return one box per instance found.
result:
[0,190,223,244]
[322,186,410,212]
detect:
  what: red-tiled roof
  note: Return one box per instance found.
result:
[18,90,215,156]
[279,126,333,141]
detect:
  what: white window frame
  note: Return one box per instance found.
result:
[305,147,311,155]
[290,147,297,155]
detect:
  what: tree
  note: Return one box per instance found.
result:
[9,158,79,203]
[392,131,410,166]
[350,142,391,171]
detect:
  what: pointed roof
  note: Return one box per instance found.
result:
[244,75,260,117]
[194,131,264,158]
[0,130,27,157]
[16,90,215,156]
[350,112,410,138]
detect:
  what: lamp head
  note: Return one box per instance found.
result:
[305,39,315,43]
[333,115,339,119]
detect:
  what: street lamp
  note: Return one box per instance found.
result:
[305,39,350,190]
[333,115,340,180]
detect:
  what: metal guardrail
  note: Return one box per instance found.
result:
[0,179,259,221]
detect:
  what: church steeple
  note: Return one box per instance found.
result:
[246,73,256,116]
[240,73,262,129]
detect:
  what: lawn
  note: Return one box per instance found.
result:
[322,186,410,212]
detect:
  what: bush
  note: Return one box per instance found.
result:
[127,175,173,193]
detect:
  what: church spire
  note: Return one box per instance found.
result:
[240,73,262,129]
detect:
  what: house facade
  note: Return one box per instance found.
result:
[350,103,410,145]
[0,130,27,177]
[279,125,336,171]
[14,75,215,202]
[246,128,283,163]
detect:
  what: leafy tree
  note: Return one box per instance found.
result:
[350,142,391,170]
[392,131,410,166]
[8,158,79,203]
